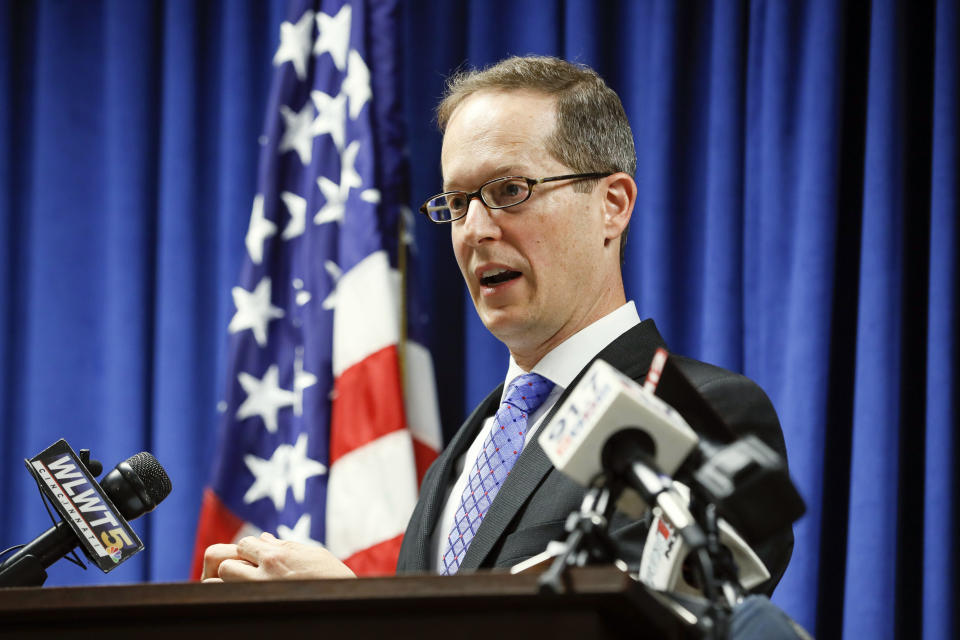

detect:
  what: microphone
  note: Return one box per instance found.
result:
[537,358,701,519]
[100,452,172,520]
[0,443,172,587]
[645,348,737,444]
[638,481,770,597]
[539,356,804,546]
[537,354,804,635]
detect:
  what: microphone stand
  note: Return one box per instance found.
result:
[0,521,76,587]
[0,449,102,588]
[539,446,737,639]
[538,483,623,595]
[621,456,733,640]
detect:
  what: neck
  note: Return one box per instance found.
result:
[509,286,626,371]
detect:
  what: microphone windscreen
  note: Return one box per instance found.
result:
[125,452,173,504]
[654,355,736,443]
[101,452,173,520]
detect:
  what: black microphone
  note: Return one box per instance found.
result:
[0,450,172,587]
[100,452,172,521]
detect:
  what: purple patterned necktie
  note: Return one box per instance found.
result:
[440,372,555,575]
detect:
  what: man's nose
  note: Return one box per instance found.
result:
[459,196,501,245]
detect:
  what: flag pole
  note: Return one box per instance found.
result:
[398,212,408,391]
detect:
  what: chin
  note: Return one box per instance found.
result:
[479,308,534,342]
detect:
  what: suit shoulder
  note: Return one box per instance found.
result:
[669,355,756,390]
[668,355,774,409]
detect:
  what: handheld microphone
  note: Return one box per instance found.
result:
[0,441,172,587]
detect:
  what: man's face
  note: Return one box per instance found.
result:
[442,90,616,364]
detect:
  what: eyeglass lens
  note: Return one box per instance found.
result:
[425,177,531,222]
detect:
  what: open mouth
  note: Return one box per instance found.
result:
[479,268,522,287]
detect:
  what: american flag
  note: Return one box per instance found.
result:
[191,0,441,577]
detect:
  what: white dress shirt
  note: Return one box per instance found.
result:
[430,301,642,571]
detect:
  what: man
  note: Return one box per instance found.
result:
[202,56,793,593]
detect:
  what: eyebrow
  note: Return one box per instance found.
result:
[442,165,524,192]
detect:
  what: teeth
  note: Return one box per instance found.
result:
[481,268,509,278]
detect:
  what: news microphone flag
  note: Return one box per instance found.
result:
[190,0,441,577]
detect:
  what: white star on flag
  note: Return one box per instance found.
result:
[228,276,285,347]
[279,101,317,165]
[235,364,296,434]
[280,191,308,240]
[321,260,342,310]
[277,513,321,546]
[339,140,363,193]
[243,433,327,511]
[245,194,276,264]
[314,176,347,225]
[314,5,351,71]
[273,10,315,80]
[293,347,318,416]
[313,141,363,225]
[310,90,347,150]
[343,49,372,119]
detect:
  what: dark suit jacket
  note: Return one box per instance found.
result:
[396,319,794,594]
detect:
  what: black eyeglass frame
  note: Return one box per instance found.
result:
[418,172,613,223]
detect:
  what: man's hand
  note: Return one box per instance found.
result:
[201,532,356,582]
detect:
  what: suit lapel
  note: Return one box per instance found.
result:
[402,384,502,571]
[460,319,667,570]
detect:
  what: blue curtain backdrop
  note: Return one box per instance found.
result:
[1,1,956,638]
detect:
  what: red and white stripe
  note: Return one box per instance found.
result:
[326,250,441,574]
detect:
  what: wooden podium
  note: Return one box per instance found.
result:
[0,567,700,638]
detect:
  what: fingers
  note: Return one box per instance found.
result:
[235,534,278,565]
[201,543,239,581]
[237,535,298,579]
[202,536,282,583]
[203,535,358,582]
[217,557,262,582]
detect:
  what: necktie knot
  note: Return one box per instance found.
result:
[503,372,554,414]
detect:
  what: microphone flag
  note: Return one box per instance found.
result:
[190,0,441,578]
[25,439,143,572]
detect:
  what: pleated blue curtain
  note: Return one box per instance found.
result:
[0,1,956,638]
[0,0,286,585]
[924,7,958,640]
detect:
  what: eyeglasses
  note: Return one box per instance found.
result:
[419,172,612,223]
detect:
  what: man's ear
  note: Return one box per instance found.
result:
[601,172,636,243]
